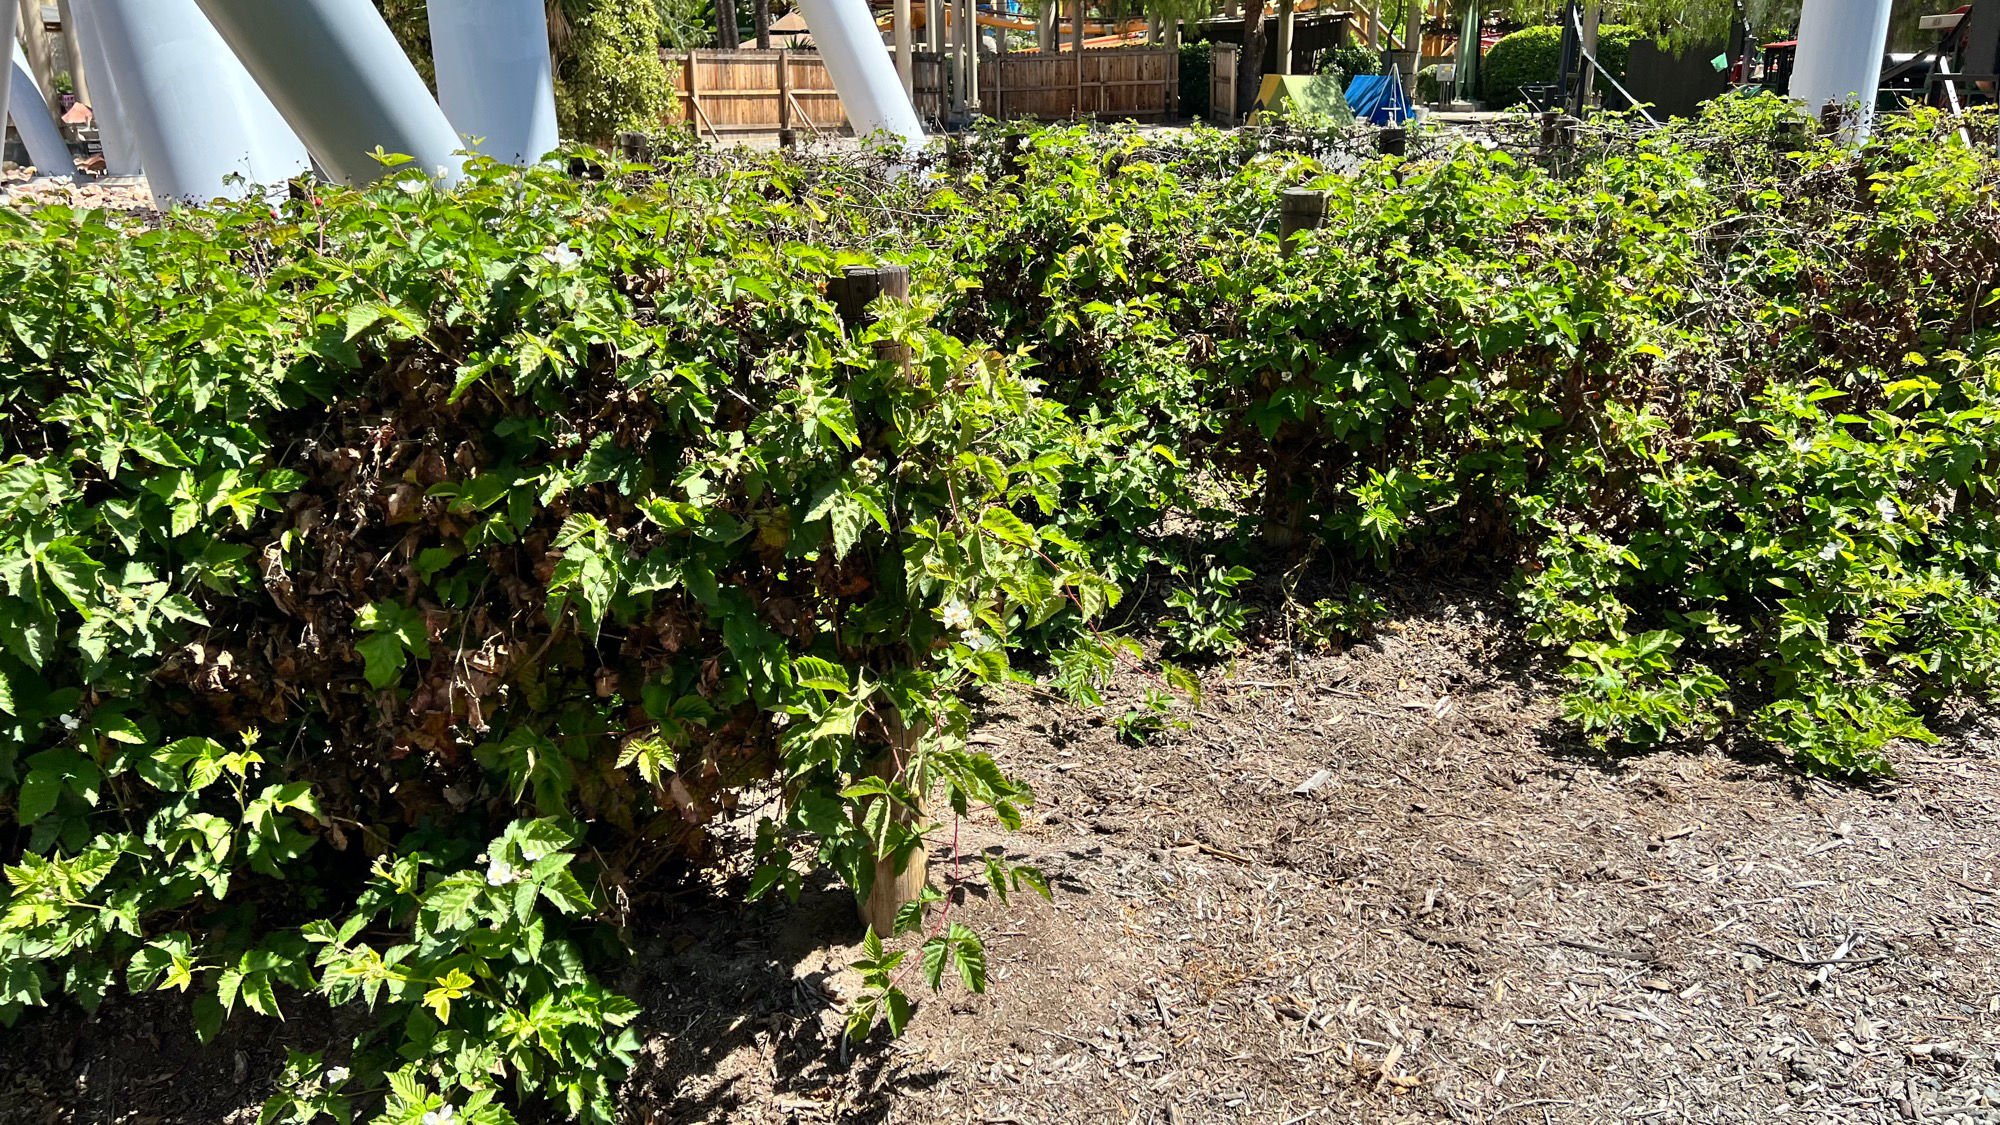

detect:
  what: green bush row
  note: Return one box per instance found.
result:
[4,98,1999,1124]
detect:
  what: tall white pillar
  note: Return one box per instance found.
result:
[191,0,464,185]
[795,0,925,153]
[70,0,141,176]
[94,0,310,205]
[0,1,17,173]
[1791,0,1893,140]
[428,0,557,166]
[9,44,72,176]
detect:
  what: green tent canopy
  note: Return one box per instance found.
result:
[1248,73,1356,125]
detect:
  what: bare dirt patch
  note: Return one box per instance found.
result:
[7,595,2000,1124]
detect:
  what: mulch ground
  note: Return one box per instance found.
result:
[6,591,2000,1124]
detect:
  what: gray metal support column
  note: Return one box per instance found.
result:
[10,44,73,176]
[795,0,925,153]
[0,1,16,164]
[94,0,310,205]
[70,0,141,176]
[1792,0,1893,140]
[427,0,557,166]
[191,0,464,185]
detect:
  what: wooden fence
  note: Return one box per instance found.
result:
[1209,45,1239,126]
[678,49,850,137]
[981,46,1178,121]
[673,46,1175,137]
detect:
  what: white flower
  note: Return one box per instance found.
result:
[397,177,427,195]
[56,714,80,731]
[940,600,974,631]
[1818,541,1840,561]
[485,856,520,886]
[324,1067,350,1084]
[422,1107,458,1125]
[1875,496,1898,521]
[542,242,581,269]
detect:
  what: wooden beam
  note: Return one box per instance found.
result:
[895,0,913,97]
[1072,0,1084,116]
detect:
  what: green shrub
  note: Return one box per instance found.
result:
[1480,23,1641,108]
[1180,40,1212,119]
[0,153,1109,1121]
[1315,42,1380,86]
[7,95,2000,1125]
[557,0,679,143]
[935,101,2000,779]
[1415,62,1444,103]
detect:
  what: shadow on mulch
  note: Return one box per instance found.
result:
[617,877,959,1123]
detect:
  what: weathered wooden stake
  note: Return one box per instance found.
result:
[857,714,927,937]
[829,263,916,379]
[1278,187,1329,259]
[615,131,651,162]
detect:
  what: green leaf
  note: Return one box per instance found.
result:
[425,874,485,928]
[192,992,225,1043]
[793,656,851,694]
[883,987,913,1035]
[949,924,986,993]
[921,935,949,990]
[16,769,59,824]
[978,507,1035,547]
[238,971,280,1018]
[355,631,408,690]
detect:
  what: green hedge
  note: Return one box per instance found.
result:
[5,100,1999,1125]
[0,155,1097,1122]
[1481,23,1641,108]
[1179,40,1211,119]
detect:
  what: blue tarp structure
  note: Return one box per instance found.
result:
[1343,75,1413,125]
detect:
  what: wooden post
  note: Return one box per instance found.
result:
[966,0,980,113]
[1576,0,1600,111]
[929,0,945,53]
[825,275,926,936]
[1401,0,1422,92]
[616,131,652,161]
[896,0,914,97]
[1278,187,1329,259]
[1276,0,1295,74]
[777,50,795,145]
[829,264,915,379]
[856,713,925,937]
[685,49,709,140]
[945,0,962,122]
[1166,17,1181,117]
[1072,0,1084,118]
[829,264,910,332]
[992,4,1005,119]
[1039,1,1056,53]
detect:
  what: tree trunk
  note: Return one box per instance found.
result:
[716,0,739,49]
[754,0,771,49]
[1237,0,1265,119]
